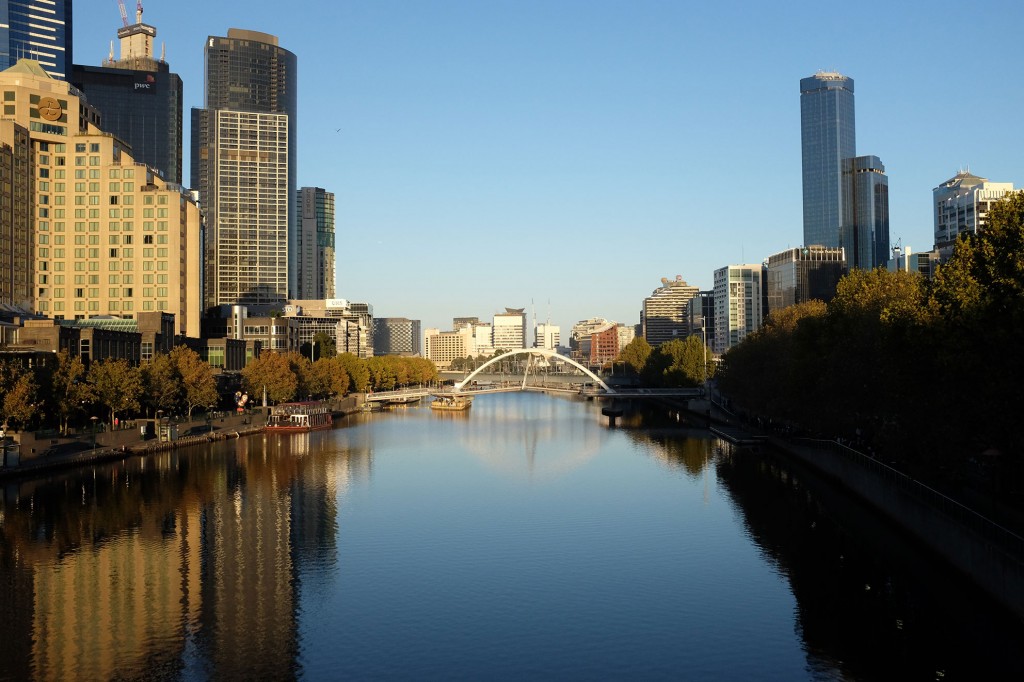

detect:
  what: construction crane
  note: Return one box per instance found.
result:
[116,0,143,28]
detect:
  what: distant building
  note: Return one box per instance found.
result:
[589,322,619,368]
[570,318,610,360]
[801,71,856,250]
[933,171,1016,258]
[295,187,335,300]
[713,264,765,355]
[0,121,33,310]
[887,245,939,279]
[0,1,72,79]
[616,323,635,352]
[642,276,699,346]
[686,291,715,350]
[842,155,889,269]
[72,6,183,182]
[192,29,297,310]
[424,327,472,369]
[766,246,846,315]
[534,323,560,351]
[492,307,526,350]
[374,317,421,356]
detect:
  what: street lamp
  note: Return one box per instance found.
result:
[310,339,317,363]
[90,416,98,449]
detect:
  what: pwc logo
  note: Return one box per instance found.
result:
[134,74,157,91]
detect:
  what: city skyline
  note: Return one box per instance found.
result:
[72,1,1024,335]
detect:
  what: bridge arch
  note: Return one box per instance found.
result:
[454,349,614,393]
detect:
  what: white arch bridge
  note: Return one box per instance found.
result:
[363,349,704,403]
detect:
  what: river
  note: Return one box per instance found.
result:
[0,393,1021,680]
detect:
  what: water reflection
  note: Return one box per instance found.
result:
[0,433,372,680]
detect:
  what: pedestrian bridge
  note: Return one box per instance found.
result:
[364,349,703,403]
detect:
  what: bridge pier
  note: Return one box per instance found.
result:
[601,406,624,427]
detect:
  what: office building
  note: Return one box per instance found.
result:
[72,5,183,183]
[933,171,1015,258]
[374,317,421,356]
[713,264,765,355]
[192,29,297,311]
[642,276,699,346]
[534,323,560,351]
[1,59,202,335]
[801,71,856,249]
[570,318,610,357]
[589,322,619,368]
[492,307,526,350]
[296,187,335,300]
[888,245,939,279]
[686,291,715,351]
[766,246,846,315]
[841,155,889,269]
[0,1,72,79]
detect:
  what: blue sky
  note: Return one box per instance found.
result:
[74,1,1024,336]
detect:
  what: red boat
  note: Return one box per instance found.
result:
[266,402,333,432]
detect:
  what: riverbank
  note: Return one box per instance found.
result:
[0,395,364,480]
[683,396,1024,620]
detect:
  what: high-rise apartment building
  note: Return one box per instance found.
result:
[933,171,1015,258]
[801,72,856,249]
[296,187,335,300]
[842,156,889,269]
[766,246,846,315]
[424,327,472,368]
[192,29,297,312]
[72,5,183,183]
[0,1,72,79]
[642,276,699,346]
[0,59,202,335]
[373,317,421,356]
[713,265,765,355]
[492,307,526,350]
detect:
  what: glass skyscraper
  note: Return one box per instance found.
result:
[0,0,72,79]
[800,72,855,249]
[842,155,889,269]
[192,29,297,312]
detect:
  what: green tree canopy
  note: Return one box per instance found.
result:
[170,346,218,419]
[241,352,298,405]
[88,358,143,426]
[617,337,652,375]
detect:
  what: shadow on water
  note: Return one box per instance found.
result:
[714,444,1024,681]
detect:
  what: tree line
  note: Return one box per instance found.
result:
[0,345,218,433]
[716,191,1024,493]
[614,335,715,388]
[240,352,439,405]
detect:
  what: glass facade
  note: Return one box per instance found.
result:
[0,0,72,79]
[192,30,297,311]
[296,187,335,300]
[842,155,890,269]
[71,64,183,184]
[800,72,855,249]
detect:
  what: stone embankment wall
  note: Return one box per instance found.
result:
[774,437,1024,619]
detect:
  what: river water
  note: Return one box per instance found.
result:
[1,393,1021,680]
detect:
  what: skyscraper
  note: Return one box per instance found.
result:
[842,155,889,269]
[296,187,335,300]
[713,265,765,355]
[933,170,1015,258]
[641,276,699,345]
[192,29,297,312]
[0,1,72,79]
[800,72,856,249]
[72,5,183,183]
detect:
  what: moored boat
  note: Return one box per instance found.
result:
[266,402,333,432]
[430,395,473,411]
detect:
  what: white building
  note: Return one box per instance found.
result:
[642,276,700,345]
[713,264,765,355]
[934,171,1015,258]
[534,323,561,350]
[492,307,527,350]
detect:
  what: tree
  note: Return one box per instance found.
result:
[313,331,336,360]
[141,352,181,416]
[337,353,370,393]
[88,358,143,427]
[241,352,298,405]
[48,351,94,435]
[170,346,218,419]
[617,337,652,375]
[2,373,38,431]
[641,337,707,387]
